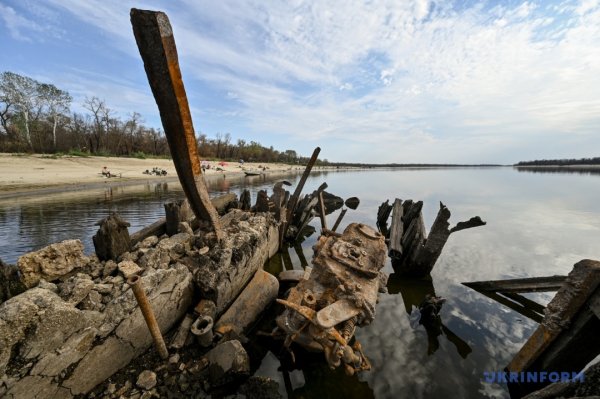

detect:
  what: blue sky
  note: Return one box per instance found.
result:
[1,0,599,163]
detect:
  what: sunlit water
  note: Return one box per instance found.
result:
[1,167,599,398]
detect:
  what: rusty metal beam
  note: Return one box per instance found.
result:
[130,9,223,240]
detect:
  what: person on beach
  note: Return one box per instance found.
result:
[102,166,111,177]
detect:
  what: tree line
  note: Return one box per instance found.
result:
[516,157,600,166]
[0,71,311,164]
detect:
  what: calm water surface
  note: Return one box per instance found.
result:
[1,167,599,398]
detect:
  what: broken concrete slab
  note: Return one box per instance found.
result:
[190,210,279,315]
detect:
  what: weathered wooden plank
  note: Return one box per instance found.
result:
[388,198,404,258]
[130,217,167,245]
[131,9,223,240]
[462,275,567,293]
[507,259,600,397]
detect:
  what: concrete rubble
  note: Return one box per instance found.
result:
[0,209,280,398]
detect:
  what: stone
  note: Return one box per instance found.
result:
[37,279,58,293]
[136,370,157,390]
[140,235,159,249]
[169,353,180,364]
[106,383,117,395]
[138,248,170,270]
[94,283,113,294]
[103,260,118,277]
[17,239,88,288]
[205,340,250,387]
[118,260,142,279]
[80,290,104,311]
[178,222,194,235]
[63,277,94,305]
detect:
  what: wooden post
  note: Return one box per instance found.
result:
[388,201,485,277]
[388,198,404,258]
[164,199,193,236]
[239,189,251,211]
[93,213,131,261]
[130,9,223,240]
[318,191,328,231]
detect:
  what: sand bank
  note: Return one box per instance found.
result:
[0,153,301,199]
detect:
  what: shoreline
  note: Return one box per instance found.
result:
[0,153,306,199]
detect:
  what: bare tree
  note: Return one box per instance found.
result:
[39,83,72,150]
[0,72,43,150]
[83,96,109,153]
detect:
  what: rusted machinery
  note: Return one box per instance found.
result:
[274,223,387,375]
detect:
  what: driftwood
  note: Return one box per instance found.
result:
[93,213,131,261]
[379,199,485,277]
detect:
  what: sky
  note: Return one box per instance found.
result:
[1,0,599,164]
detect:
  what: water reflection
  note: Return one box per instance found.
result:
[1,167,599,398]
[388,273,472,359]
[515,166,600,176]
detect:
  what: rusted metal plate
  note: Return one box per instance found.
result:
[316,299,361,329]
[130,9,223,240]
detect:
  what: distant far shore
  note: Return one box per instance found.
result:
[514,164,600,169]
[0,153,308,199]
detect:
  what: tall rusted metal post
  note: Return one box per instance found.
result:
[130,9,223,240]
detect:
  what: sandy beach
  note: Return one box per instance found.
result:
[0,153,300,198]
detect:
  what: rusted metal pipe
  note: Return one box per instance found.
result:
[128,274,169,360]
[130,9,223,241]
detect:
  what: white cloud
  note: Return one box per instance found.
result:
[5,0,600,162]
[0,3,63,42]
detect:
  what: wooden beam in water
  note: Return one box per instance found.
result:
[462,275,567,293]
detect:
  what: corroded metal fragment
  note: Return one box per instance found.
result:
[275,223,387,374]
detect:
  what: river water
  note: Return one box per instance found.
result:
[1,167,599,398]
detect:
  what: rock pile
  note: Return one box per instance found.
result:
[0,209,280,398]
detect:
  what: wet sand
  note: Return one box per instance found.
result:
[0,153,301,199]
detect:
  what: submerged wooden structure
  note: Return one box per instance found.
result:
[464,260,600,398]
